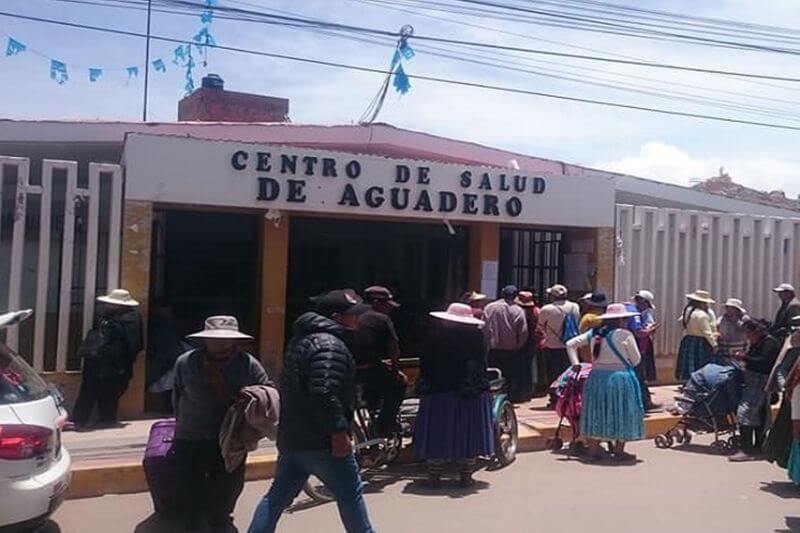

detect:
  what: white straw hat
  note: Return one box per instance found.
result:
[97,289,140,307]
[723,298,747,314]
[188,315,254,340]
[430,303,485,326]
[686,290,715,304]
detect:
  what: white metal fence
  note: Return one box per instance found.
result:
[614,204,800,371]
[0,156,122,372]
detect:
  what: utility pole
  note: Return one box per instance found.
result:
[142,0,153,121]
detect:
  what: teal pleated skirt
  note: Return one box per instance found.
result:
[788,441,800,485]
[580,369,645,441]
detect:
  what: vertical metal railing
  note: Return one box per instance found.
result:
[1,156,123,372]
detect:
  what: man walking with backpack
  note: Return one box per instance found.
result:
[483,285,529,403]
[248,289,374,533]
[539,284,581,406]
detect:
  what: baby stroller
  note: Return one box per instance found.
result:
[655,360,743,454]
[547,363,592,452]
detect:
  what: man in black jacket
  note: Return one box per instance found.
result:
[771,283,800,342]
[248,289,375,533]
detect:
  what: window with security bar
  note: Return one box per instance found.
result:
[499,228,565,302]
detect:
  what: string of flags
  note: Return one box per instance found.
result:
[391,26,415,95]
[2,0,218,94]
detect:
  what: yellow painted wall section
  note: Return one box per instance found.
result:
[259,214,290,379]
[118,201,153,419]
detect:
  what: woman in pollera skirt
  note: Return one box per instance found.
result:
[676,290,719,381]
[566,303,645,462]
[414,303,494,487]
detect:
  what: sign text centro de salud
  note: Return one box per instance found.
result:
[123,134,615,227]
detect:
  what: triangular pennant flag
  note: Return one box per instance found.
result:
[5,38,26,57]
[193,27,216,48]
[127,66,139,79]
[152,59,166,73]
[88,68,103,82]
[393,64,411,94]
[201,10,214,24]
[173,44,189,65]
[50,60,69,85]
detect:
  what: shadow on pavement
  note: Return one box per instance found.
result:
[662,443,734,457]
[761,481,800,499]
[134,513,239,533]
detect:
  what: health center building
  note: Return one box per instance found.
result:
[2,75,798,417]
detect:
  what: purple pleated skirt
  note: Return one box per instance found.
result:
[413,391,495,460]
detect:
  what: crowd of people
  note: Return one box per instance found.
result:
[64,279,800,531]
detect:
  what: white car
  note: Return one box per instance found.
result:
[0,310,71,532]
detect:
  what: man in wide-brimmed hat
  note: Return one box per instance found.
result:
[717,298,749,359]
[770,283,800,342]
[173,315,270,530]
[70,289,143,429]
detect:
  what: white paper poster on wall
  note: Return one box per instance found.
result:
[480,260,499,297]
[564,253,590,292]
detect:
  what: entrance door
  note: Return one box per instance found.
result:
[287,217,469,356]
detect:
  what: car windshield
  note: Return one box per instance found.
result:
[0,342,50,405]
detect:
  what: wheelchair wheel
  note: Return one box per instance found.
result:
[495,400,518,467]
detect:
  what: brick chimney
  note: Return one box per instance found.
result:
[178,74,289,122]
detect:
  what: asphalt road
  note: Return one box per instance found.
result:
[49,434,799,533]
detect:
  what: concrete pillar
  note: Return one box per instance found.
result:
[259,214,290,380]
[595,227,616,296]
[118,201,153,419]
[468,222,500,295]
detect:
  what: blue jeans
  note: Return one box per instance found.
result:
[248,451,375,533]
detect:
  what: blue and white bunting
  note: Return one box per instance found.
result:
[5,38,26,57]
[50,60,68,85]
[400,42,415,60]
[393,64,411,94]
[201,10,214,24]
[88,68,103,82]
[152,58,166,73]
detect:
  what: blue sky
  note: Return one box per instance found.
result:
[2,0,800,195]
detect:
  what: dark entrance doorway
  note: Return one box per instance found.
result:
[150,210,260,337]
[287,217,470,356]
[146,209,260,411]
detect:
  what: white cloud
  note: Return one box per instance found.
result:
[594,141,800,197]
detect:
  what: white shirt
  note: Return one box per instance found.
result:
[539,300,581,349]
[566,328,642,371]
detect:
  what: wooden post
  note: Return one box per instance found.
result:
[260,213,290,379]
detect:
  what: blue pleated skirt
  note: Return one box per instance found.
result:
[413,391,495,460]
[676,335,713,381]
[788,441,800,485]
[580,369,645,441]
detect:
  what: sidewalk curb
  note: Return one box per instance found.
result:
[66,413,683,500]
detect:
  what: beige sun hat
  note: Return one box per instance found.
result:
[188,315,254,340]
[723,298,747,314]
[686,289,715,304]
[96,289,140,307]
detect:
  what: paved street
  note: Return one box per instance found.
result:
[49,434,799,533]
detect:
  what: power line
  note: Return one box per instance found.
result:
[3,9,800,132]
[42,0,800,120]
